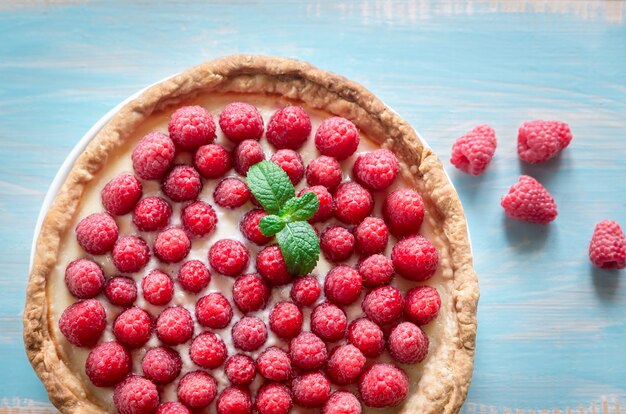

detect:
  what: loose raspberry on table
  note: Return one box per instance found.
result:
[362,286,403,326]
[214,177,251,208]
[589,219,626,269]
[320,226,355,262]
[132,132,176,180]
[323,392,362,414]
[324,266,362,305]
[232,316,267,351]
[217,386,252,414]
[141,270,174,306]
[233,139,265,176]
[271,149,305,185]
[194,143,232,179]
[292,372,331,408]
[256,245,293,286]
[156,306,194,345]
[104,276,137,307]
[404,286,441,325]
[383,189,425,237]
[359,363,409,408]
[255,383,292,414]
[182,201,217,237]
[290,275,321,307]
[450,124,497,176]
[219,102,264,143]
[269,301,303,339]
[391,235,439,281]
[101,173,142,216]
[112,236,150,273]
[298,186,334,223]
[113,307,153,348]
[240,209,273,245]
[208,239,250,276]
[190,331,228,369]
[315,117,359,160]
[306,156,342,190]
[85,341,131,387]
[267,106,312,150]
[501,175,558,224]
[64,259,104,299]
[358,254,393,287]
[388,321,429,364]
[354,217,389,256]
[290,332,328,371]
[59,299,106,347]
[348,318,385,357]
[177,370,217,409]
[161,165,202,202]
[353,149,400,190]
[518,120,572,164]
[76,212,118,255]
[334,182,373,225]
[142,346,182,385]
[168,105,216,150]
[327,344,366,385]
[233,273,270,313]
[156,402,191,414]
[133,196,172,232]
[311,302,347,342]
[257,346,292,382]
[225,354,256,386]
[177,260,211,293]
[113,375,159,414]
[196,292,233,329]
[154,228,191,263]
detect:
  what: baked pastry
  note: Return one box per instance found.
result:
[24,55,478,414]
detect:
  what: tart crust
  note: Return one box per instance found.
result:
[24,55,478,414]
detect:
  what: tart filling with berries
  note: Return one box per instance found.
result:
[25,56,478,414]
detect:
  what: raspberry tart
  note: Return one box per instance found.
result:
[25,56,478,414]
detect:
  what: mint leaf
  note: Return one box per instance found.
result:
[276,221,320,275]
[259,215,285,237]
[246,161,295,214]
[278,192,320,222]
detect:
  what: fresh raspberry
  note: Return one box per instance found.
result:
[383,189,425,237]
[298,186,334,223]
[267,106,311,150]
[257,346,292,382]
[214,177,251,208]
[232,273,270,313]
[156,306,194,345]
[392,235,439,281]
[255,383,292,414]
[219,102,264,143]
[141,270,174,306]
[154,228,191,264]
[358,254,393,287]
[142,347,182,384]
[181,201,217,237]
[162,165,202,202]
[133,197,172,232]
[450,125,497,175]
[113,375,159,414]
[104,276,137,307]
[177,370,217,409]
[233,139,265,176]
[132,132,176,180]
[256,245,293,286]
[518,120,572,164]
[292,372,331,408]
[177,260,211,293]
[334,182,373,225]
[348,318,385,357]
[75,212,118,255]
[404,286,441,325]
[225,354,256,386]
[320,226,355,262]
[324,266,362,305]
[289,332,328,371]
[64,259,104,299]
[501,175,558,224]
[589,220,626,269]
[208,239,250,276]
[326,344,365,385]
[101,173,143,216]
[216,386,252,414]
[311,302,347,342]
[240,209,272,245]
[196,292,233,329]
[306,156,342,190]
[112,236,150,273]
[271,149,305,185]
[86,341,131,387]
[290,275,321,307]
[58,299,106,347]
[269,301,303,339]
[194,144,232,179]
[190,331,228,369]
[362,286,403,326]
[315,117,359,160]
[354,217,388,256]
[232,316,267,351]
[323,392,362,414]
[353,149,400,190]
[388,321,429,364]
[168,105,216,150]
[113,307,152,348]
[359,363,409,408]
[156,402,191,414]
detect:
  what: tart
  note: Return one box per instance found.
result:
[24,55,478,414]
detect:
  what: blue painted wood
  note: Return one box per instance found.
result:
[0,0,625,411]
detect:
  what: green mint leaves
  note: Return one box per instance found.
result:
[247,161,320,275]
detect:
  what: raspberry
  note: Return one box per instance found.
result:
[181,201,217,237]
[324,266,362,305]
[104,276,137,307]
[162,165,202,202]
[388,321,429,364]
[255,383,292,414]
[156,306,194,345]
[306,156,342,190]
[101,173,143,216]
[194,144,232,179]
[353,149,399,190]
[334,182,373,225]
[354,217,389,256]
[196,292,233,329]
[311,302,347,342]
[153,228,190,264]
[240,209,272,245]
[177,370,217,409]
[256,245,293,286]
[132,132,176,180]
[232,316,267,351]
[315,117,359,160]
[298,186,334,223]
[518,120,572,164]
[320,226,355,262]
[209,239,250,276]
[267,106,311,150]
[190,331,228,369]
[113,307,152,348]
[112,236,150,273]
[383,189,425,237]
[362,286,403,326]
[217,386,252,414]
[359,363,409,408]
[75,212,118,255]
[358,254,393,287]
[290,275,321,307]
[133,197,172,232]
[271,149,304,185]
[269,301,303,339]
[589,220,626,269]
[348,318,385,357]
[289,332,328,371]
[225,354,256,386]
[142,346,182,384]
[168,105,216,150]
[404,286,441,325]
[177,260,211,293]
[233,139,265,176]
[64,259,104,299]
[113,375,159,414]
[327,344,365,385]
[156,402,190,414]
[58,299,106,347]
[501,175,558,224]
[323,392,362,414]
[232,273,270,313]
[214,177,251,208]
[141,270,174,306]
[219,102,264,143]
[450,125,497,175]
[85,341,131,387]
[257,346,292,382]
[292,372,331,408]
[392,235,439,281]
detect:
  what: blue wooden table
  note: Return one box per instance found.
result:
[1,1,625,412]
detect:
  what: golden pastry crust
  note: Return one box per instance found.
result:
[24,55,478,414]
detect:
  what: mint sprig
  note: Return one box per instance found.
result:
[246,161,295,214]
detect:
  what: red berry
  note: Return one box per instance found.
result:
[518,120,572,164]
[451,124,497,175]
[182,201,217,237]
[169,105,216,150]
[214,177,251,208]
[113,307,152,348]
[298,186,334,223]
[326,344,365,385]
[240,209,272,245]
[101,173,142,216]
[255,383,292,414]
[209,239,250,276]
[232,273,270,313]
[196,292,233,329]
[267,106,311,150]
[190,331,228,369]
[233,139,265,176]
[404,286,441,325]
[58,299,106,347]
[219,102,264,143]
[76,212,118,255]
[141,270,174,306]
[324,266,362,305]
[311,302,347,342]
[323,392,362,414]
[359,363,409,408]
[501,175,558,224]
[112,236,150,273]
[156,402,191,414]
[589,219,626,269]
[320,226,355,262]
[156,306,194,345]
[354,217,388,256]
[306,156,342,190]
[256,245,293,286]
[177,370,217,409]
[216,386,252,414]
[388,321,429,364]
[353,149,399,190]
[225,354,256,386]
[269,301,303,339]
[391,235,439,281]
[362,286,403,326]
[104,276,137,307]
[257,346,292,382]
[64,259,104,299]
[358,254,393,287]
[154,228,190,263]
[290,275,321,307]
[162,165,202,202]
[132,132,176,180]
[383,189,424,237]
[315,117,359,160]
[271,149,304,185]
[292,372,331,408]
[142,346,182,385]
[334,182,373,225]
[178,260,211,293]
[194,144,232,179]
[114,375,159,414]
[86,341,131,387]
[133,197,172,232]
[289,332,328,371]
[232,316,267,351]
[348,318,384,357]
